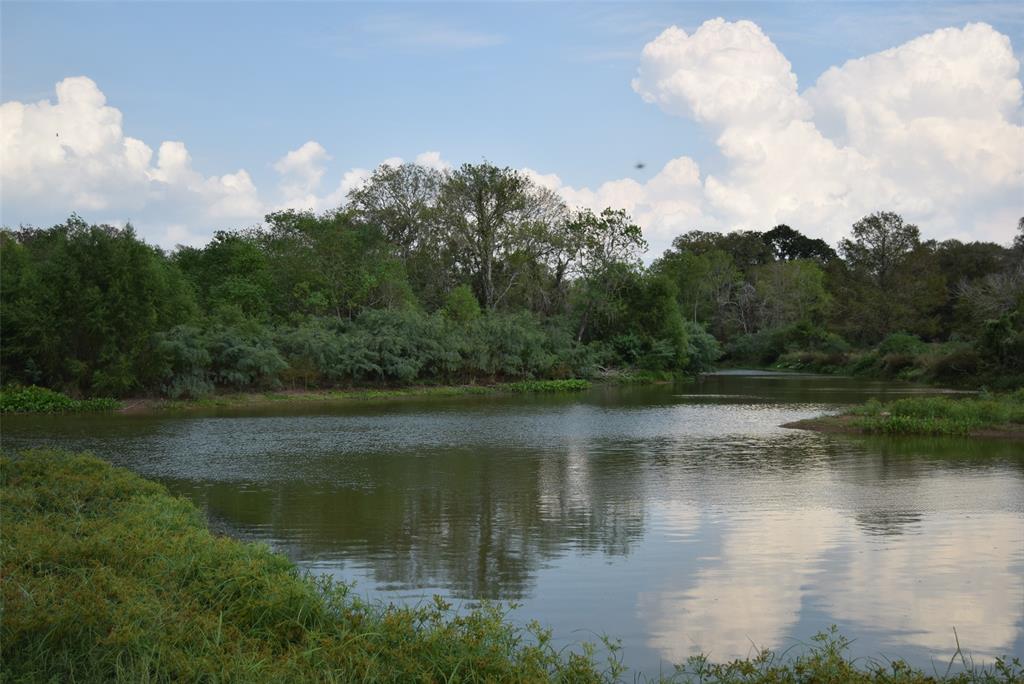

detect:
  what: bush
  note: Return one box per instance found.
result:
[683,321,722,373]
[154,326,214,398]
[926,346,981,384]
[204,325,288,390]
[877,332,926,356]
[0,385,120,413]
[504,379,590,393]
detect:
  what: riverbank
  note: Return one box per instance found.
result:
[122,378,600,413]
[0,379,600,415]
[3,449,1020,683]
[783,392,1024,439]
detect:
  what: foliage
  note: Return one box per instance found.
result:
[3,450,1020,684]
[0,217,196,396]
[851,392,1024,436]
[0,386,120,413]
[834,212,946,343]
[443,283,482,322]
[503,379,590,393]
[3,200,1022,400]
[727,322,847,366]
[683,321,723,373]
[877,332,926,356]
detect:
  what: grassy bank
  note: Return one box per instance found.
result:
[3,450,1021,683]
[2,380,593,415]
[787,391,1024,438]
[143,378,593,412]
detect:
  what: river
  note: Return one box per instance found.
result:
[4,371,1022,673]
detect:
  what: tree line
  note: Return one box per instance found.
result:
[2,161,1022,397]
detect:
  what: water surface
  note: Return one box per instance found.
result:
[5,372,1022,673]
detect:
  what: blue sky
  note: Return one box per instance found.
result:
[3,2,1023,251]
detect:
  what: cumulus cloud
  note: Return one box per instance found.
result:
[632,19,810,128]
[0,77,453,246]
[542,19,1024,253]
[0,77,263,245]
[3,22,1021,252]
[274,140,331,205]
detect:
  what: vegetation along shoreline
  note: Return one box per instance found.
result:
[783,391,1024,439]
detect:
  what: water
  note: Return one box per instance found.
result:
[4,372,1023,673]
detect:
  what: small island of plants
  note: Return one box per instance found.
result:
[785,391,1024,438]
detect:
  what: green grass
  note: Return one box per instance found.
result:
[142,380,591,411]
[0,385,121,414]
[503,379,591,393]
[851,391,1024,436]
[3,450,1020,683]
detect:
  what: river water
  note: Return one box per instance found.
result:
[4,371,1022,673]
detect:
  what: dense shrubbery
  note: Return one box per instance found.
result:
[148,311,603,397]
[4,450,1021,683]
[0,386,120,414]
[774,335,1018,388]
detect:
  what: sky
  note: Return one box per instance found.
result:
[2,1,1023,256]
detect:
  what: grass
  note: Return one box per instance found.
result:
[503,379,591,393]
[851,390,1024,436]
[134,380,592,412]
[0,385,121,414]
[3,450,1021,683]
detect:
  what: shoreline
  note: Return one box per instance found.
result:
[115,377,625,414]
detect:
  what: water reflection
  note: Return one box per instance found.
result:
[641,508,846,663]
[3,374,1022,671]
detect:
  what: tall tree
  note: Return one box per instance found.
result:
[836,212,945,341]
[1,216,196,395]
[568,208,647,341]
[439,163,567,310]
[761,224,837,263]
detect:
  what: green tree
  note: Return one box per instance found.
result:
[438,163,567,311]
[761,224,837,263]
[1,216,196,395]
[568,208,647,341]
[754,259,831,329]
[835,212,945,342]
[260,209,412,320]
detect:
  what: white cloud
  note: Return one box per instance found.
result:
[414,150,451,171]
[0,77,451,246]
[3,22,1021,253]
[0,76,263,245]
[542,20,1024,253]
[274,140,331,205]
[632,19,811,128]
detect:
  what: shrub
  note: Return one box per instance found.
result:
[683,321,722,373]
[504,379,590,393]
[0,385,120,413]
[877,332,926,356]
